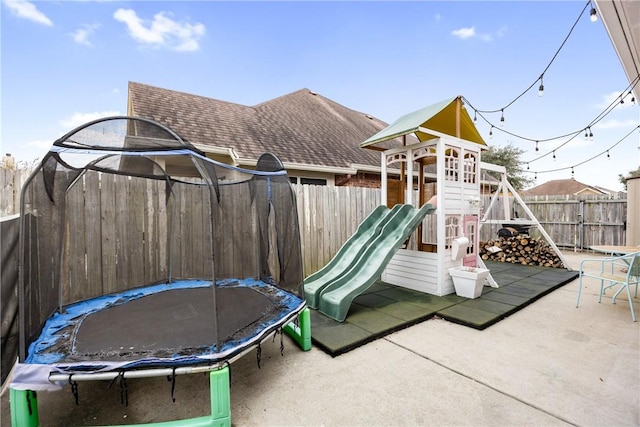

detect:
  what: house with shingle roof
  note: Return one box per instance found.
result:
[127,81,394,187]
[522,178,616,196]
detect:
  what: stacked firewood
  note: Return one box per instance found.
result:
[480,235,565,268]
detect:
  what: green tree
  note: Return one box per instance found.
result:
[618,166,640,191]
[481,143,534,191]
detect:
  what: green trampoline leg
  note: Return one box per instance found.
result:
[209,367,231,427]
[137,367,231,426]
[283,307,312,351]
[10,389,39,427]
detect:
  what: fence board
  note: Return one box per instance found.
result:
[144,179,159,283]
[129,177,146,286]
[65,177,87,302]
[100,174,118,294]
[85,173,103,293]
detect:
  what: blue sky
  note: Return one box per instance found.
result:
[1,0,638,191]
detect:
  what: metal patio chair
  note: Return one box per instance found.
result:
[576,251,640,322]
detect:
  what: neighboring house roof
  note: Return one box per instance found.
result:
[522,179,614,196]
[127,82,386,172]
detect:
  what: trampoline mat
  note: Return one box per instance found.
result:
[75,287,271,356]
[27,279,304,367]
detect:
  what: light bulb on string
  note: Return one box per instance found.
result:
[527,163,529,170]
[500,109,505,127]
[489,126,493,139]
[584,129,589,140]
[552,151,556,160]
[535,141,539,152]
[534,172,537,180]
[473,111,477,122]
[589,128,594,140]
[571,167,575,179]
[590,4,598,22]
[632,96,636,106]
[607,150,610,159]
[538,75,544,97]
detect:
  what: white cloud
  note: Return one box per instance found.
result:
[113,8,205,52]
[452,25,506,42]
[3,0,53,26]
[59,111,121,130]
[71,24,100,46]
[598,91,636,109]
[452,27,476,39]
[594,118,639,130]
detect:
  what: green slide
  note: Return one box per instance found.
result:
[304,204,411,309]
[318,203,436,322]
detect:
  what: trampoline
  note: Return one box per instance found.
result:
[9,117,311,426]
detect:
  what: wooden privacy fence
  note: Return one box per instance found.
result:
[0,167,628,277]
[294,184,381,276]
[478,194,627,249]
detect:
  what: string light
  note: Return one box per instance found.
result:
[571,167,575,178]
[466,1,590,116]
[523,125,639,179]
[538,75,545,97]
[465,74,638,151]
[457,0,636,177]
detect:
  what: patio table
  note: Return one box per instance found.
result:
[590,245,640,256]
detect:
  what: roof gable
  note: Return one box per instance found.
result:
[360,96,487,148]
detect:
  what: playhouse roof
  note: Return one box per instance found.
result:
[360,96,487,149]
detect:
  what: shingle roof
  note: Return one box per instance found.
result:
[128,82,386,169]
[522,179,609,196]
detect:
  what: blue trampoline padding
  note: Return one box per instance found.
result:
[26,278,305,372]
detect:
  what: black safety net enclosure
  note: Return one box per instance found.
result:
[16,116,305,377]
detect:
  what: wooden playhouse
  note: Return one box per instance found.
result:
[360,96,493,296]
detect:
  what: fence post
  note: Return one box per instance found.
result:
[578,199,584,250]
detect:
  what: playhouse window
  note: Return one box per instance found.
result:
[465,219,476,255]
[444,148,459,182]
[444,215,460,248]
[463,152,477,184]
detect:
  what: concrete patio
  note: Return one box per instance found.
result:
[1,250,638,426]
